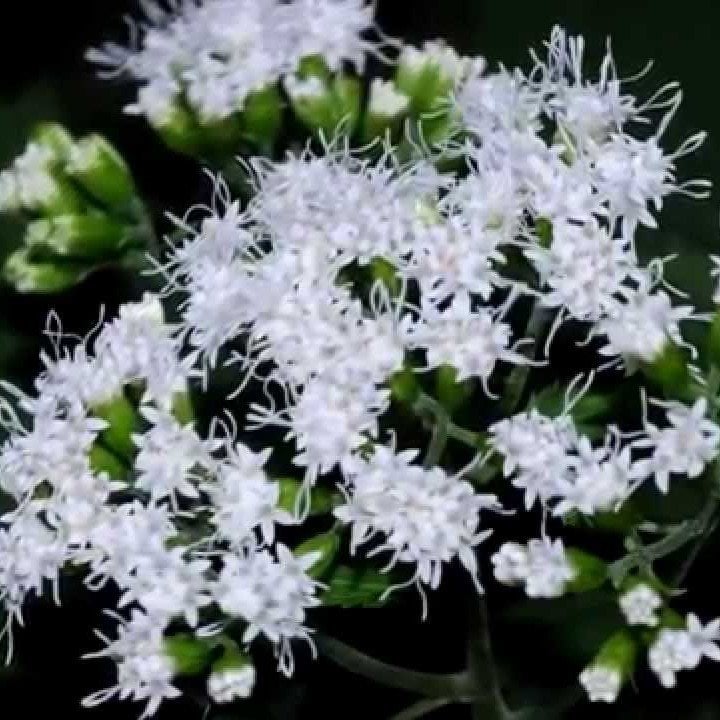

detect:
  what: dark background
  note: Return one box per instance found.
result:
[2,1,720,718]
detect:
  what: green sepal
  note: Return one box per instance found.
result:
[321,565,395,607]
[164,633,215,676]
[294,531,340,579]
[277,478,337,516]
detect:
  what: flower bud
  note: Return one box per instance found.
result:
[396,41,471,113]
[294,531,340,579]
[618,579,663,628]
[24,213,131,261]
[151,102,204,157]
[361,79,410,143]
[579,630,637,703]
[207,642,255,704]
[164,633,213,676]
[3,247,91,293]
[239,85,283,154]
[565,548,608,593]
[287,73,361,137]
[66,135,137,209]
[31,122,74,161]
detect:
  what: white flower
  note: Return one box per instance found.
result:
[409,292,527,390]
[336,445,499,594]
[619,583,662,627]
[648,628,690,688]
[634,398,720,493]
[579,665,622,703]
[206,444,293,545]
[399,40,476,89]
[88,0,378,122]
[213,545,320,675]
[0,142,62,212]
[489,410,577,510]
[553,439,637,516]
[492,537,575,598]
[208,664,256,703]
[367,79,410,117]
[596,285,694,364]
[133,406,218,505]
[648,614,720,688]
[491,542,530,587]
[523,537,576,598]
[82,610,180,718]
[525,218,639,322]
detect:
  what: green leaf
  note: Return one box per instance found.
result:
[320,565,395,608]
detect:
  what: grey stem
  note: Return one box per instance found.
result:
[316,634,473,699]
[389,697,458,720]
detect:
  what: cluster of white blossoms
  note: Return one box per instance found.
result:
[87,0,377,123]
[0,295,322,717]
[2,7,720,715]
[489,396,720,517]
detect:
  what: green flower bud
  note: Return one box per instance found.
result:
[361,79,410,143]
[297,54,332,82]
[287,73,361,137]
[396,41,464,113]
[294,531,340,579]
[164,633,214,676]
[3,247,91,293]
[31,122,74,161]
[239,85,284,154]
[24,213,132,261]
[151,103,204,157]
[66,135,137,209]
[565,548,608,593]
[579,630,637,703]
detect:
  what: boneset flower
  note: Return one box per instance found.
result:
[0,17,718,719]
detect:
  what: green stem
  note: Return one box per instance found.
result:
[316,634,472,699]
[608,495,720,587]
[424,412,448,468]
[389,697,458,720]
[466,596,512,720]
[413,392,485,450]
[500,303,551,415]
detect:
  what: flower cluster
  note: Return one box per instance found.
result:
[0,295,320,717]
[87,0,377,124]
[1,12,720,719]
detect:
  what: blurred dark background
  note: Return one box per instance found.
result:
[2,1,720,718]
